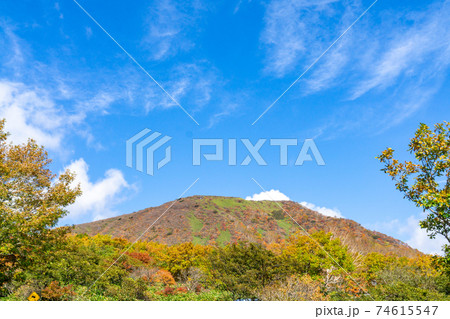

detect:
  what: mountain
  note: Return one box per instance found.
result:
[73,196,420,258]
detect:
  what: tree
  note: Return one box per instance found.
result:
[207,242,280,299]
[377,122,450,253]
[280,231,355,277]
[159,242,210,279]
[0,119,81,293]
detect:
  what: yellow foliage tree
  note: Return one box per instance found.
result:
[0,119,81,290]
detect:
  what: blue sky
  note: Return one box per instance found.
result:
[0,0,449,254]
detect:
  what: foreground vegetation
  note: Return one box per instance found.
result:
[1,231,449,301]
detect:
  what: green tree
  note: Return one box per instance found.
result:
[207,242,280,299]
[0,119,81,293]
[377,122,450,253]
[281,231,355,277]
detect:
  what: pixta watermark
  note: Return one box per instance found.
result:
[126,129,172,176]
[126,129,325,176]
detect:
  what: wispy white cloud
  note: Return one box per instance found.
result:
[0,22,26,77]
[142,62,215,113]
[303,41,350,93]
[63,158,130,222]
[143,0,207,60]
[140,1,223,118]
[207,101,239,128]
[1,17,231,142]
[3,4,232,132]
[261,1,450,134]
[233,0,252,14]
[351,1,450,99]
[246,189,290,201]
[54,2,63,20]
[85,26,93,39]
[0,24,125,150]
[261,0,345,77]
[300,201,343,218]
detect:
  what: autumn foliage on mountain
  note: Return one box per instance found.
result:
[74,196,421,258]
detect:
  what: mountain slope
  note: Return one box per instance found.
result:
[73,196,420,257]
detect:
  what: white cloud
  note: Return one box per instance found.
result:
[351,2,450,99]
[367,215,447,255]
[63,158,129,221]
[402,216,447,255]
[261,0,345,77]
[0,25,123,151]
[0,8,225,133]
[85,26,93,39]
[0,80,118,151]
[233,0,252,14]
[300,201,343,218]
[143,0,206,60]
[0,81,68,150]
[261,0,450,92]
[246,189,290,201]
[143,62,215,113]
[304,42,349,93]
[261,0,450,133]
[0,23,25,76]
[245,190,343,217]
[207,102,239,128]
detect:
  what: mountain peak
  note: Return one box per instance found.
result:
[74,195,420,257]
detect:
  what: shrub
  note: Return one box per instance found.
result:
[11,279,42,301]
[176,286,188,293]
[180,267,206,293]
[130,267,159,282]
[151,269,176,286]
[105,278,148,301]
[41,281,76,301]
[160,286,175,296]
[371,282,449,301]
[271,210,285,220]
[257,275,328,301]
[145,287,233,301]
